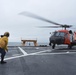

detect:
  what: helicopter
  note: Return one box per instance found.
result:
[19,11,76,49]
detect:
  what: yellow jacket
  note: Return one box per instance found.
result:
[0,36,8,51]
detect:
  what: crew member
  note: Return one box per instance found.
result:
[74,32,76,40]
[0,32,10,64]
[69,30,73,43]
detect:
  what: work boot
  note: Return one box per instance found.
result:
[0,61,7,64]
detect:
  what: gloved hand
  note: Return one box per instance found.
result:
[7,49,8,52]
[6,49,8,52]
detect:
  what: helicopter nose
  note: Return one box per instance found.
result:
[50,36,64,44]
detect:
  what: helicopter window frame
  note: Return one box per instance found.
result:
[59,32,66,37]
[55,32,60,36]
[53,32,66,37]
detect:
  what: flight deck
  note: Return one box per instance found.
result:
[0,46,76,75]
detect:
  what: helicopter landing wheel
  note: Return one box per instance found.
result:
[52,44,55,49]
[49,42,51,46]
[68,45,72,49]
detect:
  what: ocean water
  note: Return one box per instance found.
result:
[8,42,49,46]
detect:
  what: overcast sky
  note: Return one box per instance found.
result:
[0,0,76,43]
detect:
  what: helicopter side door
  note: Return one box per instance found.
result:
[64,33,70,44]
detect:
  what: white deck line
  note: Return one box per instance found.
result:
[30,51,76,55]
[4,55,27,60]
[18,47,28,55]
[3,50,76,61]
[4,49,51,61]
[29,49,52,55]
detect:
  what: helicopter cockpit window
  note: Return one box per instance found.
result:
[60,32,65,37]
[55,32,60,36]
[54,32,65,37]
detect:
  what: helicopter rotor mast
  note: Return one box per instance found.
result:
[19,11,72,30]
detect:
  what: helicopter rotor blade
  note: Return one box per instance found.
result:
[19,11,62,26]
[37,26,61,28]
[19,11,73,29]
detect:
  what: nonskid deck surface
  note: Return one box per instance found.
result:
[0,46,76,75]
[3,46,76,59]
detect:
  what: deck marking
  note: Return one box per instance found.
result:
[4,55,27,60]
[29,52,76,55]
[66,51,69,53]
[29,49,52,55]
[4,49,51,61]
[3,48,76,61]
[18,47,28,55]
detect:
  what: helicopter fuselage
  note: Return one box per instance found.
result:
[49,30,70,44]
[49,30,76,49]
[49,30,74,49]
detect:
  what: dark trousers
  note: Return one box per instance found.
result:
[0,48,6,62]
